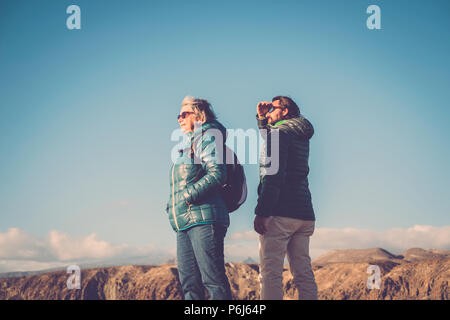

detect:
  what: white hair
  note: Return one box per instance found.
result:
[181,95,217,122]
[182,96,197,108]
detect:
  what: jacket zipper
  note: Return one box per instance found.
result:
[171,164,180,230]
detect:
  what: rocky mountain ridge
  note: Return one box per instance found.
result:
[1,248,448,300]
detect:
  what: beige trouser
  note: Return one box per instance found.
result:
[258,216,318,300]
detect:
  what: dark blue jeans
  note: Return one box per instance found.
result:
[176,223,232,300]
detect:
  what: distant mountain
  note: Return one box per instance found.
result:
[402,248,450,262]
[312,247,450,266]
[0,269,63,279]
[1,248,448,300]
[0,254,175,279]
[242,257,257,264]
[312,248,402,266]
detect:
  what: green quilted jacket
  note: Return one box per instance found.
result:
[166,120,229,232]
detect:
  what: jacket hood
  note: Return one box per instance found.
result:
[275,116,314,140]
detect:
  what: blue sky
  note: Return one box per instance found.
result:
[0,0,449,271]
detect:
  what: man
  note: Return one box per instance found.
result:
[254,96,318,300]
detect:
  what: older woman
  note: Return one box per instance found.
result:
[166,96,232,300]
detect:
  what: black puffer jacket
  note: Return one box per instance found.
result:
[255,115,315,220]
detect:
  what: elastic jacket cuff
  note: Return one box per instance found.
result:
[256,114,268,128]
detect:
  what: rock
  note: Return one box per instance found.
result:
[0,248,448,300]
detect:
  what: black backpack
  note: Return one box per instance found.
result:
[190,138,247,213]
[221,145,247,213]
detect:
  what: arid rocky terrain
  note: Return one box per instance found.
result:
[0,248,448,300]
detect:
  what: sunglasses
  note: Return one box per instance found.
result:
[268,105,285,113]
[177,111,194,120]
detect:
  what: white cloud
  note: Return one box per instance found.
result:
[226,225,450,261]
[0,228,170,273]
[46,230,129,261]
[229,230,257,241]
[1,225,448,273]
[118,201,130,206]
[0,228,52,261]
[311,225,450,254]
